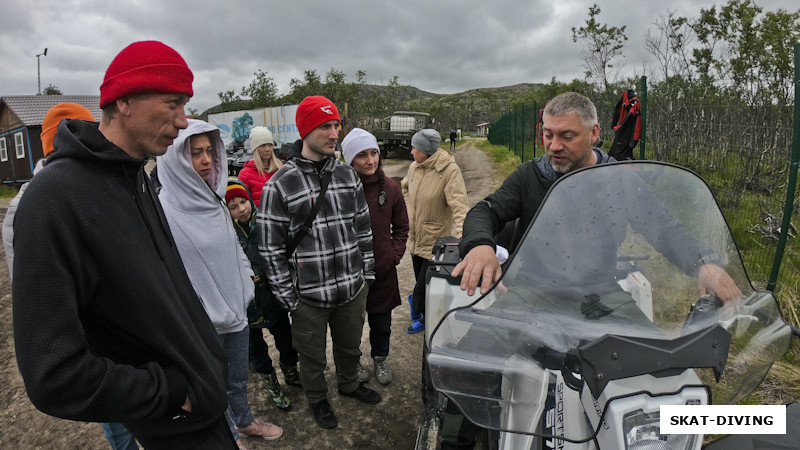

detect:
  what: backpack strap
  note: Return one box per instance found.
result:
[285,169,333,256]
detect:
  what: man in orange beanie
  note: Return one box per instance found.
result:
[3,102,95,278]
[259,95,380,430]
[40,102,95,156]
[12,41,235,449]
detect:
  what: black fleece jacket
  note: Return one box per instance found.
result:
[12,119,228,447]
[460,149,615,256]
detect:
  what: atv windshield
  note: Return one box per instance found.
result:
[427,161,793,440]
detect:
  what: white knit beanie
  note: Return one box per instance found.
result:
[249,126,274,150]
[341,128,380,165]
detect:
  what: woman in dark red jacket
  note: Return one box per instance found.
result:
[238,126,282,209]
[341,128,409,386]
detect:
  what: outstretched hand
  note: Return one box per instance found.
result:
[697,263,743,303]
[451,245,503,296]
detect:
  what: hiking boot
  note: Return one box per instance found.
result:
[261,371,291,410]
[357,362,370,383]
[310,399,338,429]
[338,383,382,404]
[236,418,283,440]
[280,363,302,388]
[374,356,392,386]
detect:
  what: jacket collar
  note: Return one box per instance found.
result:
[290,154,336,174]
[537,147,615,181]
[418,149,453,172]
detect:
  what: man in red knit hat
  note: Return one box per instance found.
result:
[12,41,235,449]
[259,95,380,429]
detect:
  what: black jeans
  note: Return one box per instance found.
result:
[411,255,430,316]
[367,310,392,358]
[248,312,298,375]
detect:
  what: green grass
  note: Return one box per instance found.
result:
[0,185,18,198]
[473,138,519,179]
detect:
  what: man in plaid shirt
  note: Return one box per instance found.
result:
[258,95,380,430]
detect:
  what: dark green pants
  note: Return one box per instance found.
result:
[290,284,368,403]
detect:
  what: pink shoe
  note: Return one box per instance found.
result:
[236,418,283,441]
[236,439,249,450]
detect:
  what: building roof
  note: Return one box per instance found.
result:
[476,122,491,127]
[0,95,101,126]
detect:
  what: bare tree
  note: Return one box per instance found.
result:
[644,10,695,81]
[571,4,628,91]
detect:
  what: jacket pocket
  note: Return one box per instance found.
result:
[421,222,444,235]
[419,222,445,249]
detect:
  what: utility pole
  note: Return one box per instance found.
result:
[36,48,48,95]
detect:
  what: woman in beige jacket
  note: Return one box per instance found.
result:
[401,129,469,333]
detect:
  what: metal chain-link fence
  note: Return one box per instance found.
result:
[488,73,798,291]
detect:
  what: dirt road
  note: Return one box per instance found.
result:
[0,138,499,449]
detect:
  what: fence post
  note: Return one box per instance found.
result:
[512,105,517,156]
[767,44,800,292]
[521,103,526,162]
[639,76,647,160]
[533,101,538,158]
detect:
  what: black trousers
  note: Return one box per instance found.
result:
[248,313,298,374]
[411,255,430,316]
[367,310,392,358]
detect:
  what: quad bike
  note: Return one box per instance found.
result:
[417,161,798,449]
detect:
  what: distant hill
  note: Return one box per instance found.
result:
[404,83,544,131]
[201,82,544,132]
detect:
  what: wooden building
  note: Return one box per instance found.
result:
[476,122,491,137]
[0,95,101,184]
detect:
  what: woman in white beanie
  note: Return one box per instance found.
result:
[238,126,282,209]
[401,129,469,334]
[341,128,409,386]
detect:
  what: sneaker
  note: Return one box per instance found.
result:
[357,362,370,383]
[236,418,283,441]
[338,383,382,404]
[236,439,249,450]
[280,363,302,388]
[261,371,291,410]
[310,399,338,429]
[407,319,425,334]
[374,356,392,386]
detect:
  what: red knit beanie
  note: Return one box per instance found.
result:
[99,41,194,108]
[225,184,251,204]
[41,103,95,156]
[295,95,341,139]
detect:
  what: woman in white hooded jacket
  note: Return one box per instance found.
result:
[158,119,282,446]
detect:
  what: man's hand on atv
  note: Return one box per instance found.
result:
[697,263,743,302]
[452,245,503,296]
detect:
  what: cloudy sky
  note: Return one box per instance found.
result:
[1,0,796,113]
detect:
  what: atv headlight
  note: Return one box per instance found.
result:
[623,409,699,450]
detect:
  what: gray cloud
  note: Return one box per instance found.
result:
[1,0,796,112]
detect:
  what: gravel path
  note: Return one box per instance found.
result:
[0,138,500,449]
